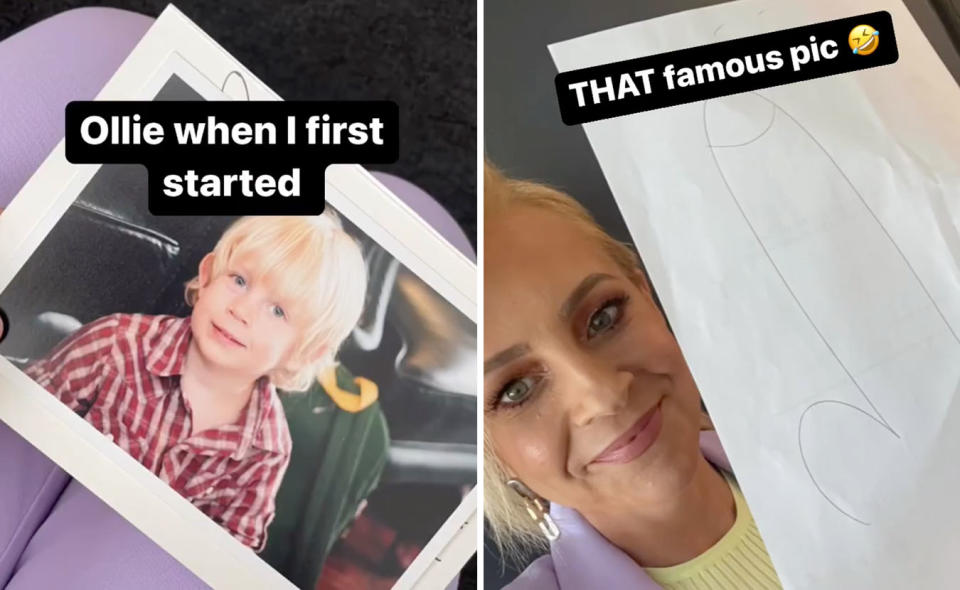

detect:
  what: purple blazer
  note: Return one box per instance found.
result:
[505,431,732,590]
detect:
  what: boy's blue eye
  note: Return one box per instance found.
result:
[272,305,285,319]
[232,274,246,288]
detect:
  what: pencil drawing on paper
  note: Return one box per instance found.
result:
[703,92,960,525]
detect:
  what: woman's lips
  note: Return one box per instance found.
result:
[212,322,245,348]
[591,401,664,465]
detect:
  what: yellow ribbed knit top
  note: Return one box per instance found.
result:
[644,477,782,589]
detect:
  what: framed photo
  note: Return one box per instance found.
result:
[0,7,477,590]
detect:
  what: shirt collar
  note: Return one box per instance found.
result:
[184,375,288,460]
[547,431,731,590]
[145,315,193,379]
[233,377,289,458]
[549,503,657,590]
[144,315,289,458]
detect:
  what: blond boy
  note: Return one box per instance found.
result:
[25,213,367,551]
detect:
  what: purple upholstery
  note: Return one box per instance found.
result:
[5,474,210,590]
[370,171,475,261]
[0,423,71,588]
[0,6,473,590]
[0,8,153,209]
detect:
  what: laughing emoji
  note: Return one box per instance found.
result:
[849,25,879,56]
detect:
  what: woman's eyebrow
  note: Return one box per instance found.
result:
[484,343,531,375]
[559,273,615,320]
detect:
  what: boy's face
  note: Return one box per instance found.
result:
[191,253,305,381]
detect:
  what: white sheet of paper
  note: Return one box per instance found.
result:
[550,1,960,588]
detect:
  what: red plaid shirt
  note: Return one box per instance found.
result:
[25,313,292,551]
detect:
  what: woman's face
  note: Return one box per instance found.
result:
[484,206,704,513]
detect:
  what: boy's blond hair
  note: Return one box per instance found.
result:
[185,212,367,392]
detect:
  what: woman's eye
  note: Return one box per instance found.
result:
[587,300,622,339]
[499,376,538,407]
[272,305,286,319]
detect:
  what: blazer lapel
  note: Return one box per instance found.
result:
[549,505,662,590]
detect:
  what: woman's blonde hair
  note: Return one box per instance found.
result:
[484,162,642,567]
[185,212,367,392]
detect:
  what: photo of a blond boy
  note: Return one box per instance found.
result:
[24,213,367,550]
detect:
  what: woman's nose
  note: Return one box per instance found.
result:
[563,354,632,427]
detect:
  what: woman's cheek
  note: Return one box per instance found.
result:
[517,436,553,468]
[635,325,680,368]
[505,420,568,483]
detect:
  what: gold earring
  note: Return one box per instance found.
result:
[507,479,560,541]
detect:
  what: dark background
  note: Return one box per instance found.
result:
[0,0,477,245]
[484,0,960,587]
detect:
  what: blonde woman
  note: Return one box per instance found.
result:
[484,164,782,590]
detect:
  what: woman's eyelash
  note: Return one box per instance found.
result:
[487,297,631,412]
[488,372,546,412]
[584,294,629,339]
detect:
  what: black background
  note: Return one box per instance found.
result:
[0,0,476,244]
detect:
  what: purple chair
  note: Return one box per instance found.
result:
[0,7,472,589]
